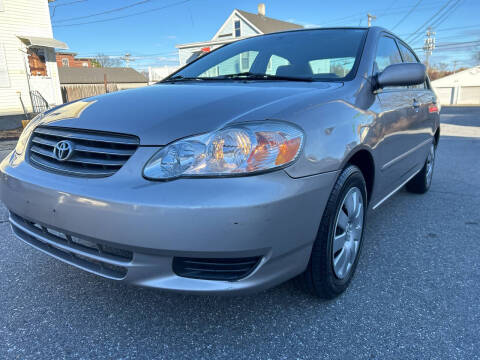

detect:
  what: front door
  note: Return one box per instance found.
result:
[373,35,419,199]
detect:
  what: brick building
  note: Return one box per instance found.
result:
[56,52,94,68]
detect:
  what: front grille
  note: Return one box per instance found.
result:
[9,212,133,279]
[172,256,261,281]
[28,126,139,177]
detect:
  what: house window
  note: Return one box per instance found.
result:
[241,52,250,70]
[62,58,69,67]
[234,20,241,37]
[28,48,48,76]
[0,0,4,12]
[82,62,88,67]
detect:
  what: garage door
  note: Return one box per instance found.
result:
[458,86,480,104]
[434,87,453,105]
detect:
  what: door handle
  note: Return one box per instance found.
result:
[412,99,420,112]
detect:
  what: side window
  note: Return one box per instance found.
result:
[309,57,356,78]
[398,42,426,89]
[266,54,290,75]
[398,43,417,63]
[375,36,402,73]
[200,51,259,77]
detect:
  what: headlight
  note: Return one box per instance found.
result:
[15,113,44,155]
[143,121,304,180]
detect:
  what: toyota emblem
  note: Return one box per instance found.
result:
[53,140,74,161]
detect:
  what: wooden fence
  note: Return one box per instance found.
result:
[61,84,119,103]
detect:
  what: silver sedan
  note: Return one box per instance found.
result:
[0,27,439,298]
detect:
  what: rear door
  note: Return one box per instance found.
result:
[397,41,436,169]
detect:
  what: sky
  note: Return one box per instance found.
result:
[49,0,480,71]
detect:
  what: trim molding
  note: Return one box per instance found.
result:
[381,137,432,171]
[372,168,421,210]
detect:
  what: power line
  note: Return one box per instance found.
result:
[406,0,456,42]
[399,23,480,36]
[49,0,86,6]
[53,0,191,27]
[53,0,157,24]
[319,1,443,26]
[413,39,480,50]
[427,0,463,30]
[50,0,87,17]
[408,0,463,45]
[289,2,442,28]
[391,0,423,30]
[436,40,480,47]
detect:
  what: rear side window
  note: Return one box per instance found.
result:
[199,50,259,77]
[398,43,418,63]
[309,57,356,78]
[266,55,290,75]
[375,36,402,73]
[398,42,427,89]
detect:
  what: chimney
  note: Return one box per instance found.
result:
[258,3,265,16]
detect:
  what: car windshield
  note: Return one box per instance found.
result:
[166,29,367,82]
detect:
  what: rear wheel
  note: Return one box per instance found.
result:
[406,142,436,194]
[296,165,367,298]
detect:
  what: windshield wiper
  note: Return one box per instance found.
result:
[215,72,313,82]
[161,75,220,83]
[162,72,314,83]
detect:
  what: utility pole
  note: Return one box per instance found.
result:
[121,53,135,67]
[423,27,436,73]
[367,13,376,27]
[452,60,458,77]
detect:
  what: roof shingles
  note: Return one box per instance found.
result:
[236,9,303,34]
[59,67,147,85]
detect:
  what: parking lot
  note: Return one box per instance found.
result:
[0,106,479,359]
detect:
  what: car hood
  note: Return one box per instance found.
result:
[38,82,342,145]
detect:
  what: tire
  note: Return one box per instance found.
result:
[296,165,367,299]
[406,142,436,194]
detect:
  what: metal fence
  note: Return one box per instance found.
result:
[30,90,49,115]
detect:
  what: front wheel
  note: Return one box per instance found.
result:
[296,165,367,298]
[406,142,436,194]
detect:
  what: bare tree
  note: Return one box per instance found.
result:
[474,50,480,65]
[93,53,124,68]
[428,61,468,81]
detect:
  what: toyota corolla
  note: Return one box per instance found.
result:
[0,27,439,298]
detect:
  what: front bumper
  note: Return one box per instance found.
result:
[0,148,338,294]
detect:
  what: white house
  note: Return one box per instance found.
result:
[0,0,68,127]
[432,66,480,105]
[147,65,180,84]
[176,4,302,67]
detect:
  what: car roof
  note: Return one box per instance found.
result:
[264,26,413,47]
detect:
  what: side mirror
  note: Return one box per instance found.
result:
[375,63,426,90]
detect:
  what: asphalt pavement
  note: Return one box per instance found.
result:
[0,106,479,359]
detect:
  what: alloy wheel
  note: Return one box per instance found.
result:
[332,187,364,279]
